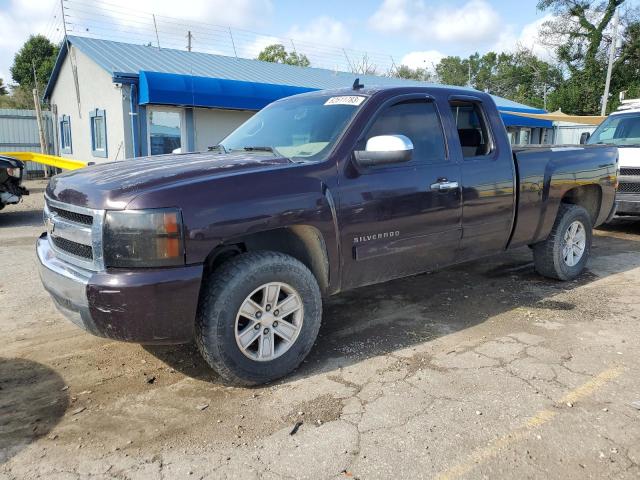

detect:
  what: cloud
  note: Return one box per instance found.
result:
[0,0,274,85]
[97,0,273,29]
[242,35,282,59]
[287,16,351,48]
[0,0,55,84]
[493,15,557,61]
[240,16,351,64]
[400,50,445,70]
[369,0,502,45]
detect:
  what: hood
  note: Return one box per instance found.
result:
[618,147,640,168]
[46,152,292,209]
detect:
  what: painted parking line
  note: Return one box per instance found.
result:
[435,367,623,480]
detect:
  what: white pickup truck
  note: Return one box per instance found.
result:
[585,99,640,216]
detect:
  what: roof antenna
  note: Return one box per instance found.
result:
[352,78,364,90]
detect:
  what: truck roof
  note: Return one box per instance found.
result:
[284,85,494,102]
[612,99,640,115]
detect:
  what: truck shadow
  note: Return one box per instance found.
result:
[597,216,640,234]
[145,225,640,386]
[0,208,43,229]
[0,358,69,463]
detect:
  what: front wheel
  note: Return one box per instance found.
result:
[196,251,322,386]
[533,204,593,281]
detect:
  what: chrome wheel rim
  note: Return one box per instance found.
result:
[562,220,586,267]
[234,282,304,362]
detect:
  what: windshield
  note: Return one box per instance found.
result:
[220,94,366,162]
[588,112,640,146]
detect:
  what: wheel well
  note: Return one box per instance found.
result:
[561,185,602,224]
[202,226,330,294]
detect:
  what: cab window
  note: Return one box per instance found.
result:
[365,99,447,165]
[450,101,493,158]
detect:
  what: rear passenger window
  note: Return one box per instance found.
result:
[450,101,493,158]
[366,100,447,164]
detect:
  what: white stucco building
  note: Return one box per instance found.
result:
[45,36,555,164]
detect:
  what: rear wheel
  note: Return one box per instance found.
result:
[196,251,322,386]
[533,204,592,281]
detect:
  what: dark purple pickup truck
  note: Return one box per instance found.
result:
[38,85,618,385]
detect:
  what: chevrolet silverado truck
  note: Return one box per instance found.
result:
[38,85,618,385]
[585,99,640,216]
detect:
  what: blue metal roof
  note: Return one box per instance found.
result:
[45,36,550,127]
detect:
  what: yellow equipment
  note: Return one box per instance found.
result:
[0,152,86,170]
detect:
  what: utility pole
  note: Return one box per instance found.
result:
[228,27,237,57]
[601,8,619,116]
[32,61,49,176]
[186,30,192,52]
[33,88,48,154]
[153,14,161,49]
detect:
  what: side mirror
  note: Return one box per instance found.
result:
[354,135,413,167]
[579,132,591,145]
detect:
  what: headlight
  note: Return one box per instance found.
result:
[103,209,185,268]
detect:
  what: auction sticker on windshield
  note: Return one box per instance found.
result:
[324,96,366,106]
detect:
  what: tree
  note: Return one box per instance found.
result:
[349,53,378,75]
[538,0,626,72]
[257,44,310,67]
[610,20,640,105]
[0,85,36,109]
[435,56,472,86]
[393,65,434,82]
[537,0,634,113]
[10,35,59,90]
[433,50,562,109]
[0,78,8,96]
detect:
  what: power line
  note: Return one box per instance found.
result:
[51,0,402,74]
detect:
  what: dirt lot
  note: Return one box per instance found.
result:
[1,179,640,479]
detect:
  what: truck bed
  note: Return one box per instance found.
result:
[509,145,618,248]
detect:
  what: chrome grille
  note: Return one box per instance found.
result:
[619,182,640,194]
[44,196,105,271]
[52,236,93,259]
[49,206,93,225]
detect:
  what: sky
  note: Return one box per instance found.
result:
[0,0,561,87]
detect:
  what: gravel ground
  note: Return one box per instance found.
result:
[1,179,640,479]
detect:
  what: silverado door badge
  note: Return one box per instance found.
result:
[353,231,400,244]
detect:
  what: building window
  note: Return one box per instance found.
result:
[60,115,72,154]
[148,108,183,155]
[519,128,532,145]
[90,109,107,158]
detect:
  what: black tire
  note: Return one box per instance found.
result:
[195,251,322,386]
[533,204,593,281]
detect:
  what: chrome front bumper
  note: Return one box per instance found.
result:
[616,194,640,215]
[37,232,203,344]
[36,233,94,329]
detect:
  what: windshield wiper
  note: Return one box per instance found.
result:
[243,146,278,153]
[207,144,226,153]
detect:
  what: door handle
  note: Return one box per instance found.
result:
[430,180,459,192]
